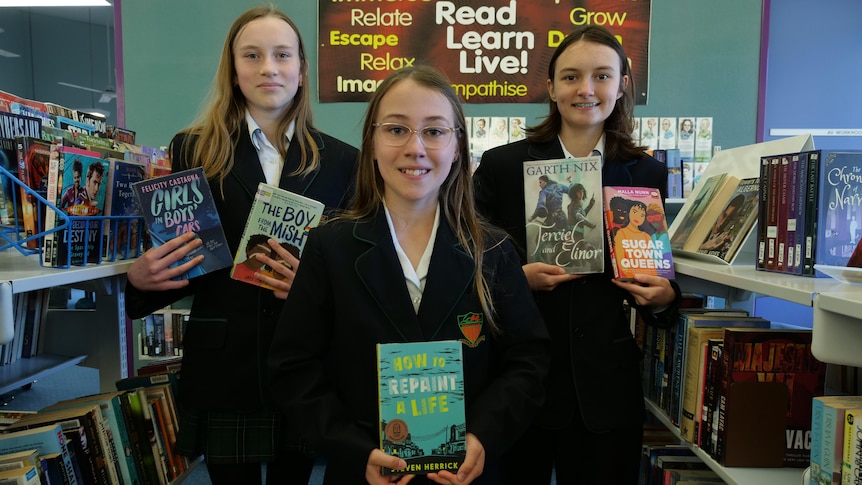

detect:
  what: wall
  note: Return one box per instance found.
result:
[122,0,762,150]
[0,9,116,125]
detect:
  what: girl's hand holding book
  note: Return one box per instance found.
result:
[127,231,204,291]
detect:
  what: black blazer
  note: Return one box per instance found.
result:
[125,127,358,412]
[268,210,551,480]
[473,138,680,433]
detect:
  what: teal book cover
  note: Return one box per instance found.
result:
[377,340,466,476]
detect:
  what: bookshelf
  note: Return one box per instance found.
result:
[0,250,133,394]
[656,252,862,484]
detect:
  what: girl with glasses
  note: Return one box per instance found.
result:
[269,65,550,485]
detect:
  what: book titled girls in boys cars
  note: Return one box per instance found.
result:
[230,183,324,290]
[602,186,674,281]
[377,340,466,476]
[132,167,232,280]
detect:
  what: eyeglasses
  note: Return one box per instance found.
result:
[373,122,460,149]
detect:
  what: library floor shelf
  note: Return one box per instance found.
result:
[1,249,134,395]
[652,253,862,484]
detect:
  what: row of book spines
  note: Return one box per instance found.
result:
[638,307,824,467]
[2,289,49,367]
[756,150,820,275]
[809,396,862,485]
[639,441,725,485]
[140,310,188,359]
[0,377,188,485]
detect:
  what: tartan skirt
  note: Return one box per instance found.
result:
[174,407,314,464]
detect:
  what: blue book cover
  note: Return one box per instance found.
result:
[53,150,110,266]
[132,167,232,280]
[104,159,146,259]
[377,340,466,476]
[816,152,862,273]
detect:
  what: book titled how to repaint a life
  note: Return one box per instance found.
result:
[132,167,232,279]
[377,340,466,476]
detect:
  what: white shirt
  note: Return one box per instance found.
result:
[245,111,295,186]
[383,203,441,314]
[559,133,605,165]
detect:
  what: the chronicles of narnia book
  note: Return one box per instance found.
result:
[522,156,603,274]
[132,167,232,279]
[230,183,324,290]
[602,186,674,280]
[377,340,466,476]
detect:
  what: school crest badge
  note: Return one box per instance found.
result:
[457,312,485,348]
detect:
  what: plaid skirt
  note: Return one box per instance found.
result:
[174,407,314,464]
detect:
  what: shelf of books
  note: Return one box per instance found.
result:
[644,400,804,485]
[1,248,133,294]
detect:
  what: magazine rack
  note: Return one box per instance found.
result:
[0,165,143,266]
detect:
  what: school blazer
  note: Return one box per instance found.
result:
[473,139,681,433]
[268,210,551,476]
[125,127,358,412]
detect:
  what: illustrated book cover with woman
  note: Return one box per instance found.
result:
[603,186,674,280]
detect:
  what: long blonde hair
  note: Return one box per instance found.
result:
[344,66,501,331]
[176,5,319,189]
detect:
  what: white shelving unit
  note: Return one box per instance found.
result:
[0,250,134,394]
[658,252,862,484]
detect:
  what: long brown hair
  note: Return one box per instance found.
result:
[345,65,501,330]
[528,25,645,162]
[175,4,320,189]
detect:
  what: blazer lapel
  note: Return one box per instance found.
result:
[353,212,425,342]
[417,222,475,339]
[231,130,266,202]
[278,131,324,195]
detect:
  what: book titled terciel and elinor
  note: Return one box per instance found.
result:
[523,156,604,274]
[377,340,466,475]
[132,167,232,279]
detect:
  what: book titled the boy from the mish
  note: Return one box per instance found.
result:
[132,167,232,279]
[230,183,324,290]
[603,186,674,281]
[377,340,466,476]
[523,156,603,274]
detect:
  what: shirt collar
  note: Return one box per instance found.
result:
[559,133,605,164]
[383,202,440,290]
[245,110,295,150]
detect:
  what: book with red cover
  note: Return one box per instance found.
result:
[715,328,826,467]
[603,186,674,281]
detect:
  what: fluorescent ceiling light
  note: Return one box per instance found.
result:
[0,1,110,6]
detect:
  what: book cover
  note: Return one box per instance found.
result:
[0,465,40,485]
[230,183,324,290]
[377,340,466,476]
[694,176,759,263]
[0,112,41,141]
[776,156,791,272]
[658,117,678,151]
[694,117,713,162]
[522,156,603,274]
[103,158,146,260]
[0,137,19,227]
[717,328,826,467]
[53,149,110,266]
[800,151,821,275]
[14,137,51,249]
[0,424,78,485]
[816,152,862,273]
[603,186,674,281]
[132,167,232,280]
[670,173,740,253]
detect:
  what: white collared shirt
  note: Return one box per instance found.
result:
[383,203,441,314]
[245,111,295,185]
[559,133,605,165]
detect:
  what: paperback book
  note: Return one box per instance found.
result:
[132,167,232,279]
[377,340,466,476]
[52,149,110,266]
[14,137,51,248]
[230,183,324,290]
[670,172,740,253]
[815,152,862,272]
[522,156,603,274]
[103,158,146,260]
[602,186,673,280]
[694,176,759,264]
